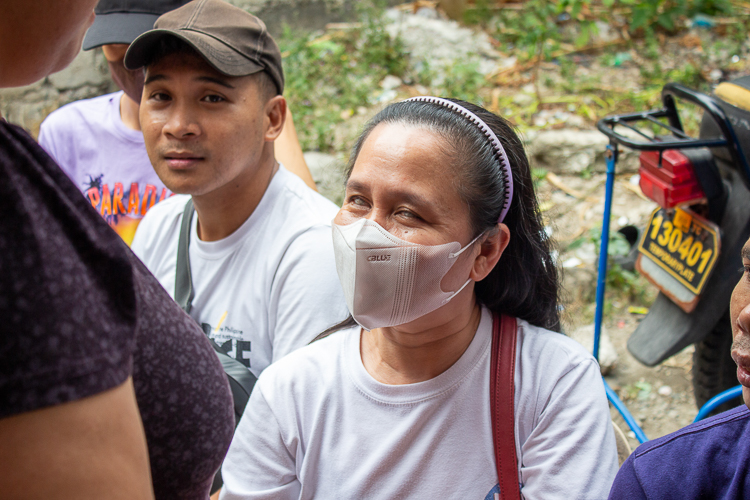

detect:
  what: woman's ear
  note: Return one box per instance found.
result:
[264,95,287,142]
[470,223,510,282]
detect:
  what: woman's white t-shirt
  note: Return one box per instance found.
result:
[220,308,618,500]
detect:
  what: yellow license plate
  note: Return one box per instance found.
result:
[637,206,720,295]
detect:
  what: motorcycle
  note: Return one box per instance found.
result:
[597,77,750,415]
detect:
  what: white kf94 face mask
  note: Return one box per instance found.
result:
[332,218,482,331]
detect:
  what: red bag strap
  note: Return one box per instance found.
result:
[490,314,520,500]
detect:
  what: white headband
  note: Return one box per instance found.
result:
[405,96,514,223]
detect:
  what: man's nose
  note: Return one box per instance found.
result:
[738,302,750,336]
[163,102,201,139]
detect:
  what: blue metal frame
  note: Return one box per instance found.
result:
[603,378,649,443]
[693,385,743,423]
[593,143,650,444]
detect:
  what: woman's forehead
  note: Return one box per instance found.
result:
[354,123,450,176]
[350,123,466,212]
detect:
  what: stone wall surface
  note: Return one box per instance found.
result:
[0,0,391,136]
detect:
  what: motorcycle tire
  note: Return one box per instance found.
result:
[692,310,743,416]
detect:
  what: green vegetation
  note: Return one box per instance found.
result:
[278,15,408,152]
[277,0,750,152]
[566,225,655,308]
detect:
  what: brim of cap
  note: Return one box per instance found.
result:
[124,29,264,77]
[82,12,160,50]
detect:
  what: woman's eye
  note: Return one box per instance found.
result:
[348,196,368,207]
[396,209,423,222]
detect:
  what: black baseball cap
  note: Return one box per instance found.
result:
[82,0,192,50]
[124,0,284,94]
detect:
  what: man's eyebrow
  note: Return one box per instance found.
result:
[196,76,235,89]
[144,74,167,85]
[742,246,750,261]
[142,74,235,90]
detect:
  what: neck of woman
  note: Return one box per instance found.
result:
[361,299,482,385]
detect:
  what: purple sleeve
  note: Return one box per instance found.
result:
[607,453,647,500]
[0,121,136,418]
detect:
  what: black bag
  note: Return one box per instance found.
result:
[174,198,256,493]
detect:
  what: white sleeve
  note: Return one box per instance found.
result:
[519,359,619,500]
[130,207,161,268]
[220,382,300,500]
[130,214,151,263]
[269,225,349,361]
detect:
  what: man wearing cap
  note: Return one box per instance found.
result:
[38,0,315,245]
[128,0,348,382]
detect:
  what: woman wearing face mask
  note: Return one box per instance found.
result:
[219,98,619,500]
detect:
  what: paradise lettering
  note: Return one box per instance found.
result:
[86,182,169,217]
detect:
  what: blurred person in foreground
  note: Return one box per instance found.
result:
[38,0,315,245]
[0,1,234,499]
[608,235,750,499]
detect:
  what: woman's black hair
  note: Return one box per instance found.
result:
[315,98,559,341]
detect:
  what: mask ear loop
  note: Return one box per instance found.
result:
[404,96,514,224]
[449,231,485,259]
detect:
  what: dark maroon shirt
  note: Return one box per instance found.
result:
[0,120,234,499]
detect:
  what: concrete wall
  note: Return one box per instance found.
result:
[0,0,393,136]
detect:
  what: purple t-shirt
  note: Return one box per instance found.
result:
[38,91,170,245]
[609,405,750,499]
[0,120,234,499]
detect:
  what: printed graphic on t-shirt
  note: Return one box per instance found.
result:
[83,174,171,245]
[485,484,500,500]
[200,311,251,368]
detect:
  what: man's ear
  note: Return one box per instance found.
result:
[470,223,510,282]
[264,95,287,142]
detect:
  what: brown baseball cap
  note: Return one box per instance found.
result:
[124,0,284,94]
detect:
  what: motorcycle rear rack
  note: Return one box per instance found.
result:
[597,82,750,189]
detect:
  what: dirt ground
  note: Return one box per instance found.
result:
[604,313,697,451]
[538,169,715,452]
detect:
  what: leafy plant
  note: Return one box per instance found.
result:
[432,60,486,105]
[278,13,408,152]
[606,0,735,35]
[493,0,599,60]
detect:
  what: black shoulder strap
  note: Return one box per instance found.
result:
[174,197,257,496]
[173,197,257,419]
[175,198,195,314]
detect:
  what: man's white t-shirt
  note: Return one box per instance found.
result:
[131,165,349,377]
[220,308,619,500]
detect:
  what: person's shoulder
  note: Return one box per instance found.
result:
[634,405,750,459]
[131,195,189,253]
[42,92,120,128]
[141,194,189,224]
[517,319,596,368]
[257,329,351,397]
[275,166,339,225]
[617,405,750,497]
